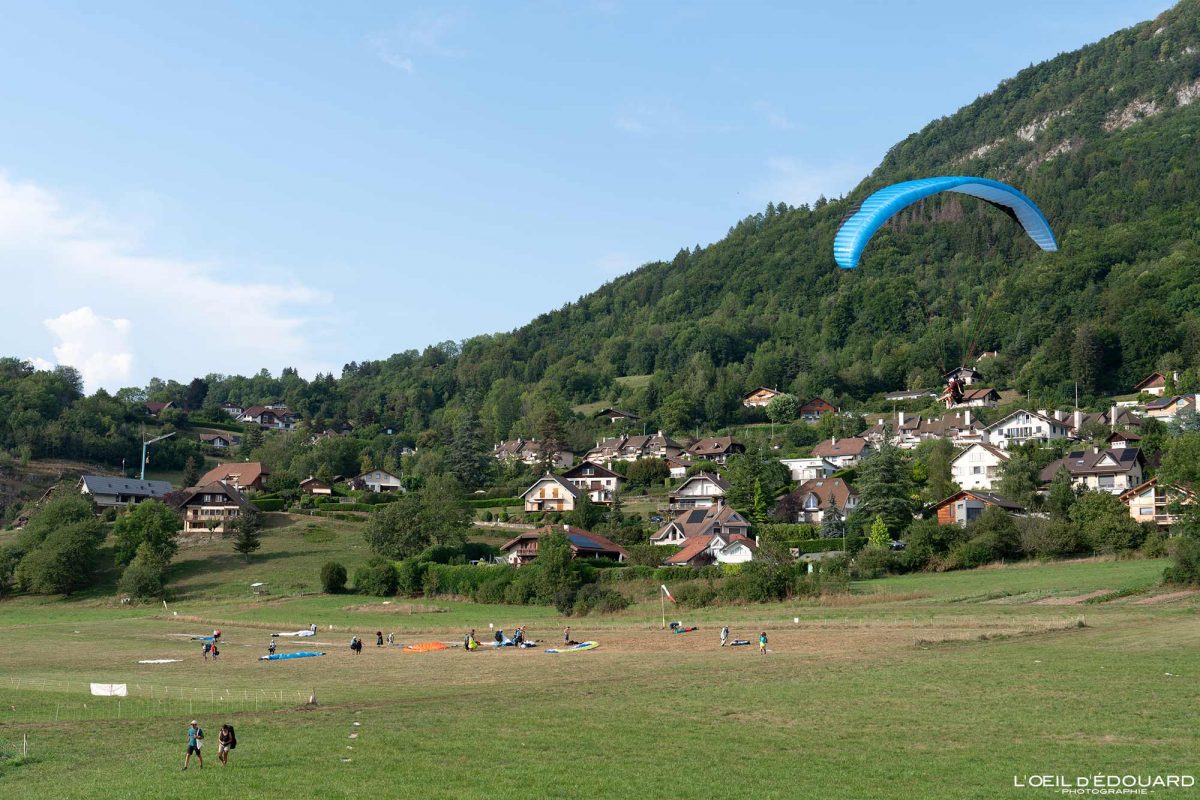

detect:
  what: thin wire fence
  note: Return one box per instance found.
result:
[0,676,311,724]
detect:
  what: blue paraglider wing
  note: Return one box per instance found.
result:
[832,176,1057,269]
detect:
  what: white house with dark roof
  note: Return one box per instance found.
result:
[951,443,1010,491]
[521,474,580,513]
[810,437,872,469]
[561,461,624,504]
[1039,448,1144,495]
[984,410,1072,450]
[779,457,838,482]
[667,472,730,512]
[79,475,174,509]
[651,502,750,547]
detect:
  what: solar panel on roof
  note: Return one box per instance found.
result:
[567,533,600,550]
[686,510,707,523]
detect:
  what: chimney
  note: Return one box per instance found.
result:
[898,411,906,428]
[1111,404,1119,432]
[964,409,972,427]
[831,436,838,447]
[1074,409,1083,432]
[1037,409,1048,418]
[755,534,761,547]
[1054,410,1067,422]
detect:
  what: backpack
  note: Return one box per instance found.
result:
[228,726,237,750]
[494,631,503,643]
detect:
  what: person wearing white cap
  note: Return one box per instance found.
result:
[183,719,204,770]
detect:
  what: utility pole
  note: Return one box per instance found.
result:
[140,430,175,480]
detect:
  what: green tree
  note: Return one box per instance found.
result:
[534,405,567,472]
[112,500,181,567]
[448,404,492,490]
[997,450,1041,509]
[182,456,200,488]
[819,506,846,540]
[229,507,263,561]
[725,453,791,511]
[625,458,669,487]
[1045,467,1077,521]
[854,440,913,537]
[1070,325,1102,395]
[320,561,348,593]
[118,541,167,599]
[364,495,428,559]
[916,438,957,503]
[1069,492,1144,554]
[867,515,890,549]
[14,518,106,594]
[535,530,580,610]
[1158,431,1200,487]
[765,394,800,424]
[750,479,769,524]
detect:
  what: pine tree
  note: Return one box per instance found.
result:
[535,406,566,472]
[182,456,200,488]
[448,404,491,490]
[1046,467,1077,520]
[854,437,914,537]
[750,479,768,524]
[230,507,263,562]
[868,515,891,549]
[820,506,845,540]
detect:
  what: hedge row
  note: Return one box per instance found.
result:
[597,565,724,583]
[253,498,286,512]
[466,496,523,509]
[312,510,367,522]
[316,501,373,512]
[791,539,846,554]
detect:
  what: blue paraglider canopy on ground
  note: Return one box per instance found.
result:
[833,176,1058,269]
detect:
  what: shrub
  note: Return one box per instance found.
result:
[719,560,790,603]
[1141,528,1170,558]
[571,584,630,616]
[320,561,348,593]
[852,546,901,579]
[673,581,717,609]
[945,538,1000,570]
[118,542,167,599]
[354,557,399,596]
[1017,518,1085,558]
[253,498,285,512]
[15,519,106,595]
[1070,491,1146,553]
[1163,536,1200,586]
[481,511,493,522]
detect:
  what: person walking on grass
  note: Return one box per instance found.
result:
[217,724,236,766]
[721,626,730,647]
[267,639,276,656]
[202,642,211,660]
[387,632,395,646]
[183,720,204,770]
[758,631,768,655]
[376,631,384,647]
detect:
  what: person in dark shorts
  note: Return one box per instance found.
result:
[183,720,204,770]
[267,639,276,656]
[217,724,236,766]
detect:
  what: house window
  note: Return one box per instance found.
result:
[965,506,983,521]
[971,466,982,475]
[552,488,559,498]
[1098,476,1115,489]
[1139,507,1152,516]
[583,467,593,476]
[803,495,820,510]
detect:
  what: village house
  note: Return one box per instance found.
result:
[219,402,244,416]
[199,432,240,449]
[950,443,1010,492]
[742,387,782,408]
[198,462,270,492]
[883,388,937,402]
[144,400,173,416]
[864,410,985,450]
[1133,371,1176,397]
[299,476,333,496]
[500,524,628,566]
[593,407,639,424]
[984,410,1073,450]
[685,436,745,464]
[1144,395,1197,421]
[667,472,730,512]
[799,397,837,421]
[943,366,983,386]
[173,481,249,535]
[774,477,858,525]
[521,473,579,513]
[651,501,751,547]
[239,405,300,431]
[779,456,838,482]
[561,460,625,504]
[352,469,404,493]
[1105,431,1142,449]
[1039,447,1144,495]
[79,475,174,509]
[492,437,574,469]
[665,455,692,480]
[1070,405,1143,435]
[714,535,758,565]
[927,490,1026,526]
[810,436,872,469]
[584,431,685,464]
[954,387,1001,408]
[1119,478,1194,532]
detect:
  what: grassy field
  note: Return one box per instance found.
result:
[1,518,1198,799]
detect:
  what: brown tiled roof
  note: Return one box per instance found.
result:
[1133,372,1166,390]
[686,436,744,457]
[198,462,270,487]
[782,477,857,512]
[929,490,1025,513]
[664,535,717,565]
[1039,448,1142,481]
[172,481,249,509]
[811,437,869,458]
[672,472,731,493]
[561,460,623,480]
[502,525,629,560]
[651,503,748,542]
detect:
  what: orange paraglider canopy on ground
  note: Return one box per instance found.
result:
[402,642,450,653]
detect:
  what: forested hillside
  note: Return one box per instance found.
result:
[3,1,1200,456]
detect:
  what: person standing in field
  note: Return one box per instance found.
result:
[183,720,204,770]
[310,623,318,634]
[376,631,384,647]
[217,724,235,766]
[563,626,571,644]
[758,631,768,655]
[267,639,276,656]
[202,642,211,660]
[721,626,730,647]
[387,632,395,646]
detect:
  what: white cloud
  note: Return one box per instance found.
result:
[44,307,133,390]
[0,171,330,392]
[368,12,464,74]
[752,156,870,206]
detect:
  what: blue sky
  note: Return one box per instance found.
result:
[0,0,1171,391]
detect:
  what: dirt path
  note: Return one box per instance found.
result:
[1034,589,1113,605]
[1132,589,1200,605]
